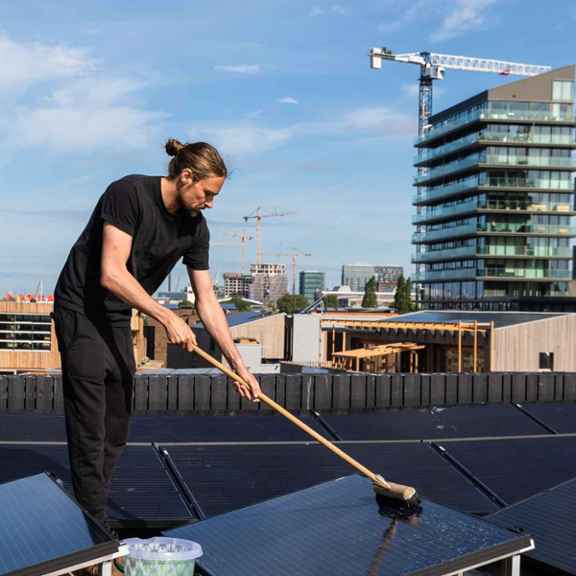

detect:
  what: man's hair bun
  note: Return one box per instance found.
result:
[165,138,185,157]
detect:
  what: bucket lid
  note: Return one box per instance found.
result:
[123,537,203,561]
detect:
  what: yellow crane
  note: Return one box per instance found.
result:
[273,250,312,294]
[243,207,295,267]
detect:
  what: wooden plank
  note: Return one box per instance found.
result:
[275,375,287,408]
[35,376,52,411]
[390,373,403,408]
[564,372,576,401]
[193,375,211,413]
[365,374,376,409]
[284,375,302,411]
[487,373,503,403]
[167,375,179,411]
[24,376,37,410]
[313,374,332,411]
[133,375,149,414]
[403,374,420,408]
[211,376,229,413]
[526,373,539,402]
[420,374,432,407]
[177,374,196,412]
[350,374,367,411]
[8,375,25,410]
[554,373,565,401]
[225,378,242,412]
[501,373,513,402]
[537,373,555,402]
[472,373,488,404]
[148,374,168,412]
[457,373,473,405]
[332,374,351,412]
[0,376,8,409]
[53,375,64,412]
[511,374,527,403]
[375,374,391,408]
[258,375,276,414]
[431,373,447,405]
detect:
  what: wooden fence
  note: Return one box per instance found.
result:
[0,372,575,414]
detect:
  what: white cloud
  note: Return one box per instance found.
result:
[401,83,420,97]
[310,4,347,16]
[377,0,497,40]
[189,106,415,158]
[214,64,262,75]
[190,123,292,156]
[0,33,93,90]
[431,0,497,41]
[0,34,164,152]
[277,96,299,105]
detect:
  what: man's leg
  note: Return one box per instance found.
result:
[102,325,135,498]
[59,311,110,526]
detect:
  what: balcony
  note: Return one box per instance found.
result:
[414,176,481,204]
[412,222,477,243]
[412,198,479,223]
[478,224,576,236]
[413,268,478,281]
[414,154,481,184]
[478,247,572,258]
[483,155,576,170]
[412,245,477,263]
[415,131,576,165]
[481,176,573,191]
[417,105,575,145]
[479,269,572,280]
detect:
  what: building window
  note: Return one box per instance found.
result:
[0,313,51,351]
[553,81,573,102]
[539,352,554,371]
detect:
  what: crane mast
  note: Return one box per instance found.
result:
[369,47,551,136]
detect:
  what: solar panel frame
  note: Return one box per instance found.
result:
[0,473,118,576]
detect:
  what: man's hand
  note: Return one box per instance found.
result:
[234,365,262,402]
[164,312,197,351]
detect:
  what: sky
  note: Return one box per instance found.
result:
[1,0,575,295]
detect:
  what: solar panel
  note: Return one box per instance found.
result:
[0,473,118,576]
[166,475,532,576]
[320,405,546,441]
[521,403,576,433]
[0,413,66,442]
[488,476,576,575]
[130,413,325,442]
[440,438,576,505]
[0,444,195,528]
[162,442,498,517]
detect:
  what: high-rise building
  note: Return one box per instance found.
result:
[299,271,325,302]
[413,66,576,310]
[248,263,288,305]
[223,273,253,298]
[341,265,403,292]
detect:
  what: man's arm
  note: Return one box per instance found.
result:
[188,268,262,400]
[100,223,196,349]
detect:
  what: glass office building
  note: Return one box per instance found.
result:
[413,66,576,310]
[299,271,325,302]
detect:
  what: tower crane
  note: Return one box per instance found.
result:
[273,250,312,294]
[369,47,551,137]
[243,207,295,268]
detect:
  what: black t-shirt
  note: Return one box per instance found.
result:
[54,174,209,324]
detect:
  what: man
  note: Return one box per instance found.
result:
[54,139,261,535]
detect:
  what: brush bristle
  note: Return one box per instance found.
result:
[375,493,422,519]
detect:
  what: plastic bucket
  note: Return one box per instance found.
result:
[123,537,203,576]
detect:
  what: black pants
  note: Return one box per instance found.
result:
[54,306,135,528]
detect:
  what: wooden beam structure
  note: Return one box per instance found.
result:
[321,319,491,334]
[332,342,426,373]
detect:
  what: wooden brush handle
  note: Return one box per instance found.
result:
[192,346,416,501]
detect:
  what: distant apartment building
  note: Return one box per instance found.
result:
[413,66,576,310]
[248,263,288,305]
[299,271,325,302]
[223,273,253,298]
[341,265,404,292]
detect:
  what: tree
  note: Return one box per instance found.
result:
[276,294,309,314]
[361,276,378,308]
[230,294,252,312]
[178,299,194,309]
[322,294,338,310]
[393,274,415,313]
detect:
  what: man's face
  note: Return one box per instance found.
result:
[178,171,225,213]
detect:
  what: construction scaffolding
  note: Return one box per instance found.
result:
[323,319,494,373]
